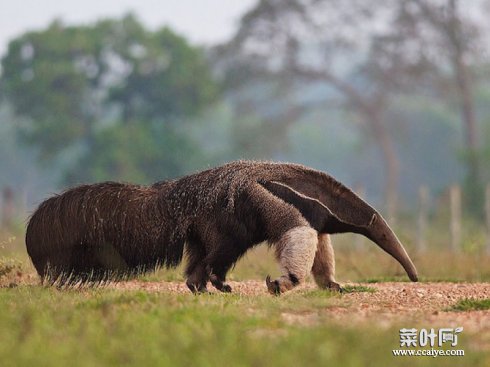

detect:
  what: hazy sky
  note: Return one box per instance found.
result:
[0,0,257,57]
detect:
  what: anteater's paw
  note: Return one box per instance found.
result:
[326,281,343,293]
[209,274,232,293]
[186,281,209,294]
[220,284,232,293]
[266,275,281,296]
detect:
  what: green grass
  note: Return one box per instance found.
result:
[361,276,410,283]
[1,231,490,366]
[448,298,490,312]
[361,276,466,284]
[342,285,376,293]
[0,286,487,367]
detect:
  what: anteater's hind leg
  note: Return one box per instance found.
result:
[311,234,342,292]
[208,270,233,293]
[186,263,208,294]
[185,240,209,294]
[203,234,240,293]
[207,255,235,293]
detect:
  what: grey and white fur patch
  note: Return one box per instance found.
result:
[275,226,318,282]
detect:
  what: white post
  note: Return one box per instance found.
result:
[486,184,490,255]
[0,188,3,227]
[417,185,429,252]
[450,185,462,252]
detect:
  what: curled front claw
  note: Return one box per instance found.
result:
[326,281,343,293]
[266,275,281,295]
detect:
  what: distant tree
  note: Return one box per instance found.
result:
[370,0,490,214]
[218,0,490,218]
[218,0,404,220]
[1,19,103,159]
[107,25,218,123]
[64,123,199,184]
[1,14,219,184]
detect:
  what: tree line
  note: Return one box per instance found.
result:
[1,1,490,221]
[1,14,218,184]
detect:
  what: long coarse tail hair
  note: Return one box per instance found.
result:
[25,182,184,285]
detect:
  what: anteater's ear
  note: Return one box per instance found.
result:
[260,180,373,233]
[265,177,378,228]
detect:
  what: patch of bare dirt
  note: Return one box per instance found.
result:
[112,280,490,334]
[328,282,489,332]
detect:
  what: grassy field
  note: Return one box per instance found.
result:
[449,298,490,311]
[2,286,487,367]
[1,229,489,367]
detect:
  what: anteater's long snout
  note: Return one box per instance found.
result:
[365,215,418,282]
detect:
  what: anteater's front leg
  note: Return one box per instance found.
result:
[266,225,318,295]
[244,183,318,295]
[311,233,342,292]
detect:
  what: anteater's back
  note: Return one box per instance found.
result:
[26,182,169,284]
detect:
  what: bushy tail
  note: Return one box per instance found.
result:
[25,183,185,285]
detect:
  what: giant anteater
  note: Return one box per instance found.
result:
[26,160,418,293]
